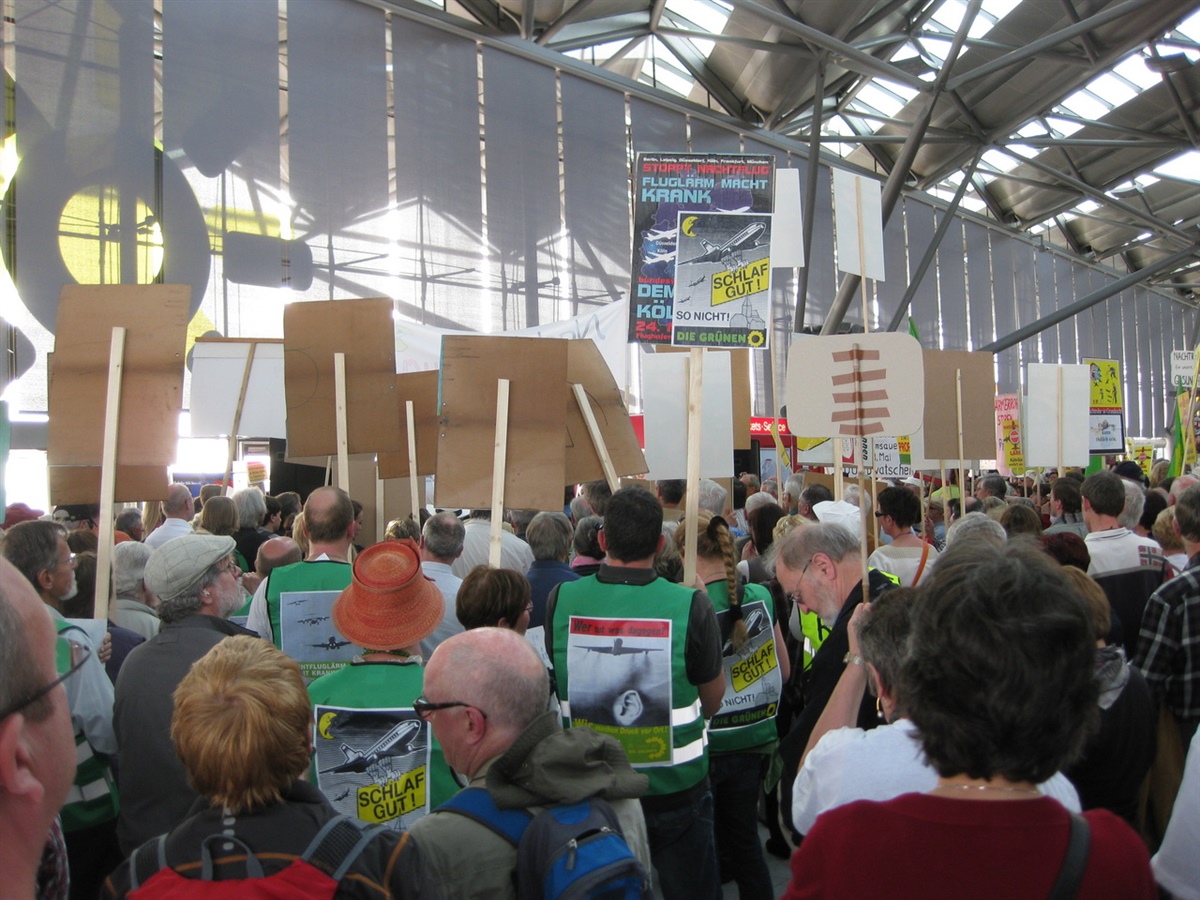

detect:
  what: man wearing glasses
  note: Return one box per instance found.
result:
[0,556,78,900]
[112,534,255,856]
[772,522,898,835]
[3,519,121,897]
[409,627,650,898]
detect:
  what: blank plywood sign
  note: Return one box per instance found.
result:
[190,339,286,439]
[377,370,440,480]
[48,284,190,471]
[284,298,401,458]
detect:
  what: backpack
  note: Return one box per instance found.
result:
[439,787,649,899]
[126,815,386,899]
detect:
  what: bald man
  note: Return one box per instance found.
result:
[239,537,302,596]
[144,484,196,549]
[410,628,650,899]
[245,488,355,646]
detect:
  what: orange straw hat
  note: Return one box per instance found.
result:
[332,539,445,651]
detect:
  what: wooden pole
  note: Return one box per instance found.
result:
[334,353,350,492]
[222,342,258,496]
[95,327,126,622]
[852,342,869,604]
[489,379,511,568]
[956,370,966,512]
[375,460,386,544]
[406,400,420,522]
[1057,366,1064,474]
[683,349,704,588]
[572,383,620,493]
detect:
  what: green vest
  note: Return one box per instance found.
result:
[54,623,119,833]
[308,660,457,830]
[266,559,352,648]
[704,580,781,753]
[551,575,707,797]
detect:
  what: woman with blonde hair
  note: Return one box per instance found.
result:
[101,636,431,897]
[674,510,789,900]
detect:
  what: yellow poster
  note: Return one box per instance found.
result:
[1002,418,1024,474]
[1131,444,1154,478]
[1084,358,1123,410]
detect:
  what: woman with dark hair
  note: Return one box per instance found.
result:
[456,565,532,634]
[738,503,787,585]
[866,486,938,586]
[675,511,788,900]
[783,542,1155,899]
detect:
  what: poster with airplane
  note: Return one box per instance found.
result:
[279,590,357,681]
[564,615,673,766]
[709,599,781,734]
[671,212,772,350]
[628,153,774,345]
[312,706,432,831]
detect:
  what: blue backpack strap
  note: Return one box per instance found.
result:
[301,814,388,881]
[437,787,532,846]
[128,834,169,890]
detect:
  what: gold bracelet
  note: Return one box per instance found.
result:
[842,652,865,667]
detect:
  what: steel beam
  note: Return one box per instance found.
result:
[725,0,930,93]
[888,153,980,332]
[795,56,826,333]
[981,245,1200,352]
[821,0,981,335]
[946,0,1156,92]
[1010,151,1196,245]
[536,0,602,46]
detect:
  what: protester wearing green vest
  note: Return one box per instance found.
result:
[546,486,724,900]
[246,486,355,645]
[675,510,789,900]
[307,538,459,828]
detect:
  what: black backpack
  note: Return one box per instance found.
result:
[439,787,649,899]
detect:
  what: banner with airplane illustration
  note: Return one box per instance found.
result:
[279,590,357,681]
[312,706,431,831]
[671,212,773,350]
[564,616,673,765]
[709,599,781,733]
[628,152,774,345]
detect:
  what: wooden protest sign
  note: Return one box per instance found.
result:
[377,370,440,480]
[436,336,568,512]
[920,350,995,461]
[283,298,401,459]
[190,339,286,439]
[48,285,189,471]
[785,334,924,439]
[643,350,734,480]
[565,339,647,485]
[1025,364,1090,468]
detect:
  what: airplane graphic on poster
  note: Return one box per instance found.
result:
[319,720,423,775]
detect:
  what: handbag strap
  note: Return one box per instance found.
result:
[910,540,931,586]
[1047,813,1090,900]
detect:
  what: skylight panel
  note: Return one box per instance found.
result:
[1111,54,1160,91]
[1056,89,1111,122]
[917,36,953,65]
[1155,150,1200,183]
[664,0,731,35]
[1045,115,1084,137]
[1084,73,1137,108]
[1173,8,1200,44]
[1074,199,1101,214]
[981,148,1018,173]
[854,83,906,117]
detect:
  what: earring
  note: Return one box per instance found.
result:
[876,697,885,721]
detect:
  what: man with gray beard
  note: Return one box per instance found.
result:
[113,534,255,854]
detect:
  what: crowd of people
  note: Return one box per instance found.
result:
[1,465,1197,899]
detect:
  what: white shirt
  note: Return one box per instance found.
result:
[1152,734,1200,900]
[451,519,534,578]
[143,516,194,549]
[419,560,464,657]
[792,718,1081,835]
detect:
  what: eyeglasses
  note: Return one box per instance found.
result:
[412,695,487,722]
[216,558,241,577]
[787,557,813,604]
[0,641,91,722]
[874,511,886,518]
[57,552,77,571]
